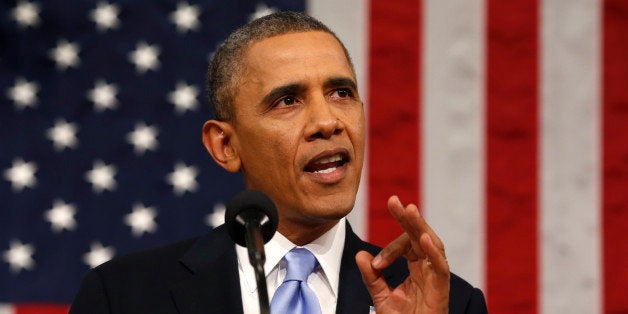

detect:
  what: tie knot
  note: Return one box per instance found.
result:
[283,248,318,282]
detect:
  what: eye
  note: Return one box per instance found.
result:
[274,96,297,107]
[331,88,354,99]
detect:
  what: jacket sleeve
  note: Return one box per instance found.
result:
[69,269,111,314]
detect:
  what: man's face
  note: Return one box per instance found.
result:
[230,31,365,237]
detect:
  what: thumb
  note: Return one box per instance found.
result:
[356,251,391,303]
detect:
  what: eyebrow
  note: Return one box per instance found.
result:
[324,77,358,92]
[260,83,305,107]
[259,76,358,108]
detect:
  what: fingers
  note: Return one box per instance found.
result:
[373,195,448,276]
[387,195,445,255]
[362,196,451,312]
[420,233,449,276]
[356,251,391,303]
[371,233,410,270]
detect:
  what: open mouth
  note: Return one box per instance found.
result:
[304,152,349,174]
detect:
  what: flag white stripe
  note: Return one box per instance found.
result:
[422,0,486,290]
[0,304,14,314]
[307,0,369,238]
[540,0,602,312]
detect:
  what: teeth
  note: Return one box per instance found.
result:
[314,167,337,174]
[315,154,342,164]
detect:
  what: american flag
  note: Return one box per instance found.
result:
[1,0,302,312]
[2,0,628,313]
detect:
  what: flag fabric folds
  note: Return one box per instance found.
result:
[2,1,628,313]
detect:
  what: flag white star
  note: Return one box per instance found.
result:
[124,203,158,237]
[11,0,40,28]
[84,160,117,193]
[46,118,79,151]
[2,240,35,274]
[205,203,226,228]
[87,80,119,112]
[128,42,160,73]
[82,242,115,268]
[3,158,37,192]
[167,82,199,114]
[170,1,201,33]
[49,39,81,70]
[126,122,159,155]
[6,78,39,109]
[44,199,78,233]
[166,162,199,196]
[90,1,120,32]
[250,2,276,21]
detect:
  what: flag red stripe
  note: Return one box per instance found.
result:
[486,0,539,312]
[603,1,628,312]
[367,0,422,246]
[15,304,69,314]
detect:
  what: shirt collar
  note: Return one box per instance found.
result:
[236,218,346,297]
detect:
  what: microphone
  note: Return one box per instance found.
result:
[225,190,278,314]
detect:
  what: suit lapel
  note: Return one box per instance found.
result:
[336,224,374,314]
[170,226,244,314]
[336,223,409,314]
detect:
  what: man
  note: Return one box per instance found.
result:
[70,11,487,313]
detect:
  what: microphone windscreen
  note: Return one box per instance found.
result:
[225,190,278,247]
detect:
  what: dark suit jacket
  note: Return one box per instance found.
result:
[70,224,487,313]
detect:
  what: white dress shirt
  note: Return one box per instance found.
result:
[236,218,347,314]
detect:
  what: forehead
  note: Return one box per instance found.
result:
[241,31,354,83]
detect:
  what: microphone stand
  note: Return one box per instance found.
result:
[244,216,270,314]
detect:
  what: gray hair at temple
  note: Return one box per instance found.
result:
[206,11,355,121]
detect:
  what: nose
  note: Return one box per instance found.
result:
[305,96,344,141]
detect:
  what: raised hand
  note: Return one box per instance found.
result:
[356,195,450,313]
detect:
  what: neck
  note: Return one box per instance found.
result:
[278,219,339,246]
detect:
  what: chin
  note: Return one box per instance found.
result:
[310,195,355,220]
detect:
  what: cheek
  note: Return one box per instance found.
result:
[348,111,366,149]
[240,124,298,168]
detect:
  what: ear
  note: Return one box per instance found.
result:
[202,120,241,173]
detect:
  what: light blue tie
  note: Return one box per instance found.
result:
[270,248,322,314]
